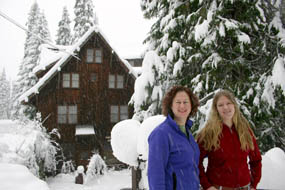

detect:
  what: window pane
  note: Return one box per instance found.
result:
[109,74,115,88]
[87,49,94,63]
[58,106,67,114]
[58,106,67,124]
[69,106,77,124]
[117,75,124,89]
[72,73,79,88]
[90,73,96,82]
[69,106,77,114]
[111,105,118,123]
[120,105,128,120]
[63,74,70,88]
[95,50,102,63]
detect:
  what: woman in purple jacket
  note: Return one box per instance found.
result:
[148,86,200,190]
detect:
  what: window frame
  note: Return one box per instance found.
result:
[109,74,115,89]
[110,105,128,123]
[95,49,102,64]
[108,74,124,89]
[57,105,78,124]
[62,73,79,89]
[86,48,94,63]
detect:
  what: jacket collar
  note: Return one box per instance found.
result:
[167,114,193,130]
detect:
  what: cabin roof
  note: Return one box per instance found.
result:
[19,25,138,103]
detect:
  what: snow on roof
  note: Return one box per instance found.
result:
[19,25,139,103]
[33,44,72,74]
[75,125,95,136]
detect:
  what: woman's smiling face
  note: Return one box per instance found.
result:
[171,91,192,122]
[216,95,235,124]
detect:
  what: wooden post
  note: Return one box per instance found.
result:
[131,166,141,190]
[131,155,146,190]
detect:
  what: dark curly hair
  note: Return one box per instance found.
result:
[162,85,200,119]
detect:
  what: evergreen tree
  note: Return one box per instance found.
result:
[0,68,11,119]
[280,0,285,27]
[56,6,72,45]
[13,2,51,120]
[249,0,285,152]
[73,0,96,43]
[138,0,285,152]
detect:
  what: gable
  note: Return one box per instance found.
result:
[19,26,138,103]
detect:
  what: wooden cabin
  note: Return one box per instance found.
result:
[19,26,138,170]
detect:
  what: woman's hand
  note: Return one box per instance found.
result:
[207,186,218,190]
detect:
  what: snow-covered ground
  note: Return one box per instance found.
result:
[46,168,131,190]
[0,119,285,190]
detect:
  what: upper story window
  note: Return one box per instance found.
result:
[86,48,102,64]
[95,49,102,63]
[87,48,94,63]
[109,74,124,89]
[110,105,128,123]
[58,105,78,124]
[109,74,115,88]
[63,73,79,88]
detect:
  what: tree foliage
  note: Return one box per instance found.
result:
[73,0,96,43]
[0,68,11,119]
[138,0,285,152]
[13,2,51,120]
[56,6,72,45]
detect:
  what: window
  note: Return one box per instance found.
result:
[62,73,79,88]
[90,73,97,82]
[95,49,102,63]
[58,105,78,124]
[72,74,79,88]
[109,74,115,88]
[63,74,70,88]
[109,74,124,89]
[58,106,67,124]
[117,75,124,89]
[110,105,128,123]
[110,105,119,123]
[120,106,128,120]
[87,48,94,63]
[69,105,77,124]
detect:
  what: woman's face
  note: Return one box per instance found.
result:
[216,95,235,123]
[171,91,192,122]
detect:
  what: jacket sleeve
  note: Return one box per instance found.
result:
[147,129,169,190]
[198,142,212,190]
[248,135,262,189]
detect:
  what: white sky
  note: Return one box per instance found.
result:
[0,0,153,80]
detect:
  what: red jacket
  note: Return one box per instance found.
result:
[198,124,262,189]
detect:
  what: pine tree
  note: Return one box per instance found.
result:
[56,6,72,45]
[13,2,51,120]
[73,0,96,43]
[139,0,285,152]
[280,0,285,27]
[0,68,11,119]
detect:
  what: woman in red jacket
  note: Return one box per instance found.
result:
[196,90,262,190]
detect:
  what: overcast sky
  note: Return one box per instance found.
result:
[0,0,153,80]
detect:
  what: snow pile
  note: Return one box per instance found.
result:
[0,163,49,190]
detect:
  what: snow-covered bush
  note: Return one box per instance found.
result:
[0,113,59,179]
[85,153,107,183]
[61,160,75,174]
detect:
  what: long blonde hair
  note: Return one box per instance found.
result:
[196,90,255,151]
